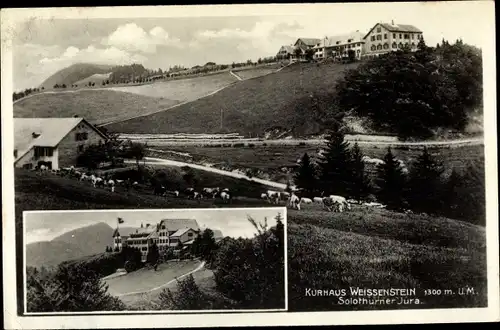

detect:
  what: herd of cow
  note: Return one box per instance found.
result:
[32,165,386,212]
[262,189,358,212]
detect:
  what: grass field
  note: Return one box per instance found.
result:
[105,62,360,135]
[233,65,282,80]
[287,207,487,311]
[104,260,201,296]
[107,72,238,101]
[13,90,180,125]
[156,143,485,183]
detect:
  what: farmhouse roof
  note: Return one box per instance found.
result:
[112,227,137,238]
[160,218,200,232]
[14,117,108,162]
[294,38,322,47]
[363,22,422,39]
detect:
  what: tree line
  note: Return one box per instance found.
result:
[293,122,485,226]
[12,87,44,101]
[336,38,482,139]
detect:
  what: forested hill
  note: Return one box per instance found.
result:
[40,63,114,89]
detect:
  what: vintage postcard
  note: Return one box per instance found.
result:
[2,1,499,328]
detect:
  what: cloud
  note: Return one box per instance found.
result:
[39,45,147,66]
[102,23,182,53]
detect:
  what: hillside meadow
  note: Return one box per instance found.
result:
[105,62,360,136]
[13,90,180,125]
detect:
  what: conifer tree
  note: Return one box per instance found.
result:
[317,122,352,196]
[350,142,371,201]
[293,153,317,196]
[407,147,445,214]
[376,147,407,210]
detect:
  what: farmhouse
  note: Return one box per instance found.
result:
[14,117,107,170]
[112,218,214,262]
[363,21,423,58]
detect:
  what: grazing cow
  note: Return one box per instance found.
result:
[94,177,105,188]
[220,191,231,204]
[300,197,313,204]
[80,173,89,181]
[266,190,281,204]
[323,195,351,212]
[288,193,301,210]
[202,187,220,199]
[107,179,115,192]
[313,197,323,204]
[260,193,268,199]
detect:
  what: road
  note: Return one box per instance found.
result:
[125,157,287,190]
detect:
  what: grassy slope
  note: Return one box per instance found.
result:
[74,73,112,86]
[107,71,238,100]
[106,62,360,135]
[13,90,179,125]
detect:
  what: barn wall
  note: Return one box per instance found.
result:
[57,121,106,168]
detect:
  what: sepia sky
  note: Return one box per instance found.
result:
[9,2,493,91]
[24,208,286,244]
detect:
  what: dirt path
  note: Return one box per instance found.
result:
[125,157,287,190]
[229,70,243,81]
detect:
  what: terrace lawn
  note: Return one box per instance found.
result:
[103,260,201,296]
[105,62,360,135]
[107,71,238,101]
[13,89,179,125]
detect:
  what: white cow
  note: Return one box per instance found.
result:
[107,179,115,192]
[266,190,281,204]
[300,197,313,204]
[323,195,351,212]
[313,197,323,204]
[288,193,301,210]
[220,191,231,204]
[261,193,268,199]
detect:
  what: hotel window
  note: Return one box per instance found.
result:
[398,42,403,49]
[393,33,396,38]
[371,36,375,41]
[371,45,376,51]
[399,34,402,39]
[14,149,18,158]
[377,44,382,50]
[411,34,415,39]
[376,27,381,33]
[376,35,382,40]
[404,34,409,39]
[384,34,387,39]
[383,43,389,49]
[77,145,84,153]
[75,132,88,141]
[392,42,397,49]
[188,232,193,237]
[411,43,416,48]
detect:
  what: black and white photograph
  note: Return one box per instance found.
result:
[2,1,498,328]
[24,208,286,313]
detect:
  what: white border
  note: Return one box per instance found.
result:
[22,207,288,315]
[2,2,499,328]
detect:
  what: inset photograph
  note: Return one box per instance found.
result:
[24,208,286,314]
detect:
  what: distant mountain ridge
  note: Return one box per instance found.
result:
[40,63,114,89]
[26,222,114,268]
